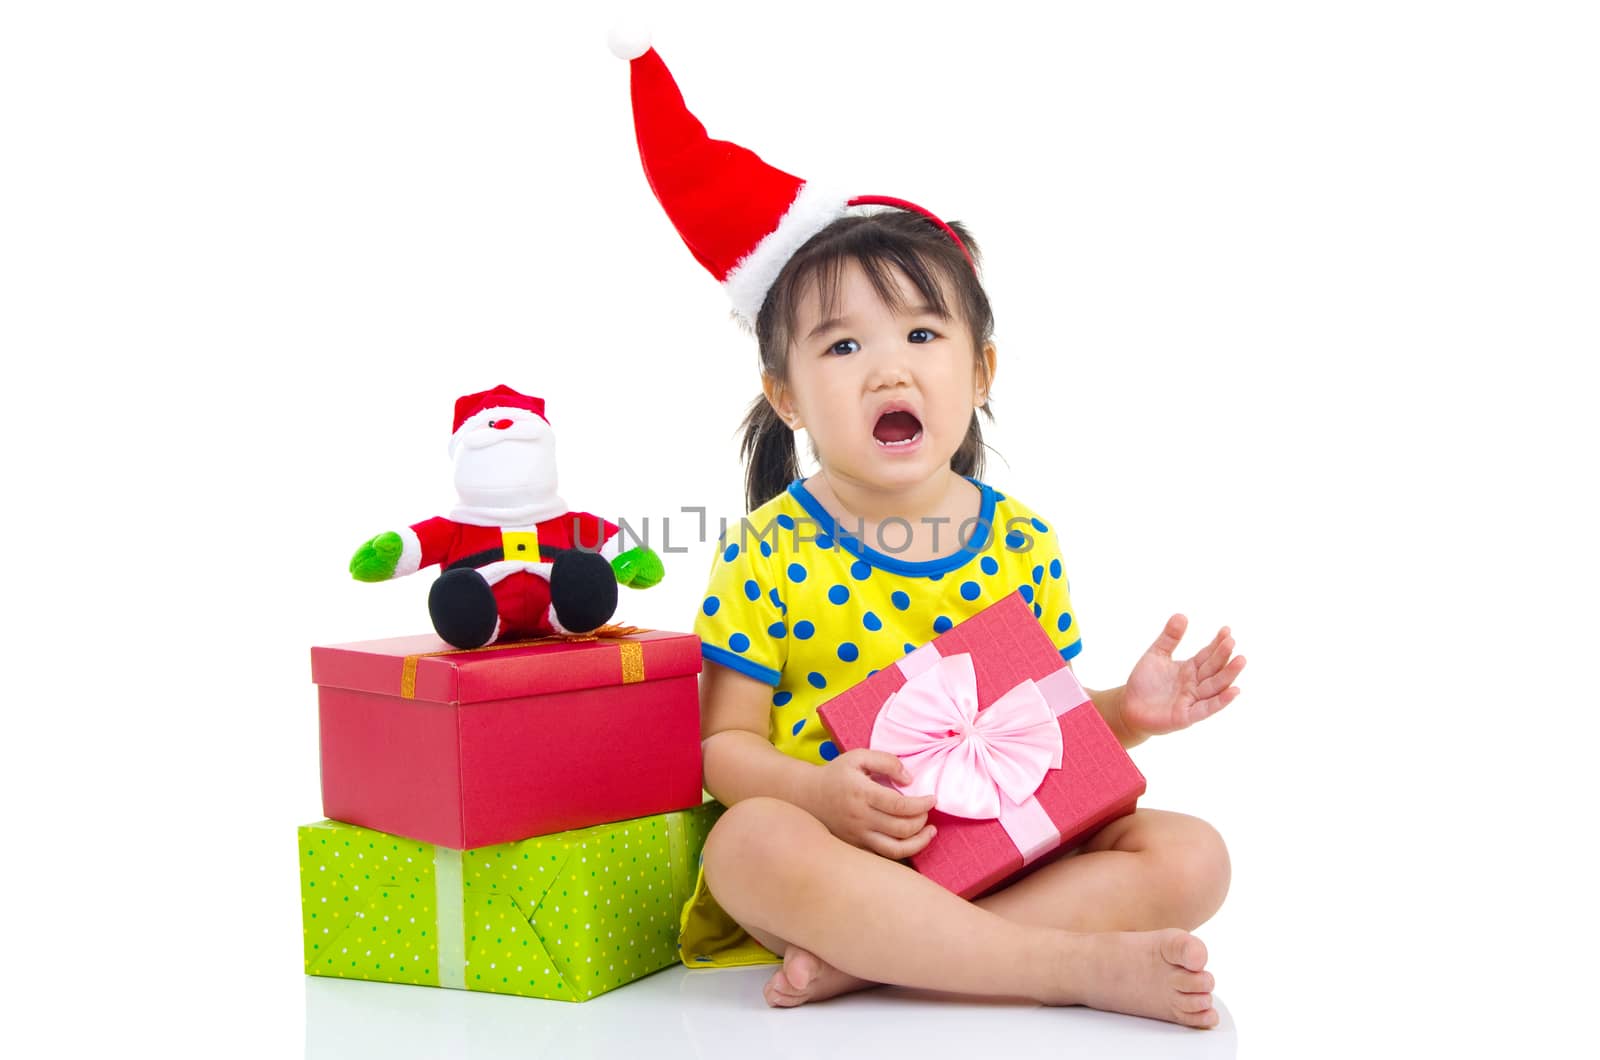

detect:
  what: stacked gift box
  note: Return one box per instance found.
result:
[300,626,717,1002]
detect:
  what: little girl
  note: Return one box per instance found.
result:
[614,37,1244,1029]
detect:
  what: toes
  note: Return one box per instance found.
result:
[763,977,804,1008]
[1174,991,1213,1014]
[783,950,820,991]
[1160,930,1208,972]
[1175,970,1215,994]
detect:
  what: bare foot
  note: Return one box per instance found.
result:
[762,945,876,1008]
[1056,928,1218,1029]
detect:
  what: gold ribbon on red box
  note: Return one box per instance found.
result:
[399,624,649,700]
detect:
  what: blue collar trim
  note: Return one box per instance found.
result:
[785,477,997,578]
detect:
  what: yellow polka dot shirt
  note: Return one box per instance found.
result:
[695,478,1082,764]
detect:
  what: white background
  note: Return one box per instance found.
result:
[3,1,1595,1055]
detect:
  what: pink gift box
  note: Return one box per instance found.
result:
[817,592,1145,899]
[311,628,703,850]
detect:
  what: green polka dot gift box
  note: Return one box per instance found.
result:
[300,801,720,1001]
[311,627,702,849]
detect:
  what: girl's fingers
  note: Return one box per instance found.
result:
[1194,630,1233,679]
[1185,685,1241,727]
[846,748,912,785]
[865,823,937,861]
[865,807,927,840]
[1148,614,1188,658]
[1194,655,1247,701]
[865,782,936,818]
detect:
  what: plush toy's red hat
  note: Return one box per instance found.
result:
[610,27,973,327]
[452,384,548,435]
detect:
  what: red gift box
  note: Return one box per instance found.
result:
[311,626,703,850]
[818,593,1145,899]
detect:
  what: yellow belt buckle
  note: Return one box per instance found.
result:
[502,529,541,560]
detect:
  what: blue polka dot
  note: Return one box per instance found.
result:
[1006,530,1027,550]
[728,632,750,653]
[759,541,772,557]
[828,584,850,605]
[1034,603,1044,618]
[744,579,760,601]
[787,563,808,583]
[929,572,944,581]
[791,718,806,735]
[933,615,953,634]
[863,611,883,631]
[768,621,787,638]
[723,543,740,562]
[1032,565,1044,585]
[773,690,792,707]
[1050,558,1062,579]
[776,513,796,530]
[1058,612,1074,633]
[837,642,859,662]
[903,643,917,654]
[980,556,999,576]
[850,561,872,581]
[891,591,911,611]
[808,672,827,689]
[816,535,834,551]
[819,741,840,761]
[701,596,721,617]
[793,620,815,640]
[768,588,786,613]
[1019,584,1035,604]
[867,669,879,677]
[1031,518,1049,533]
[960,581,981,601]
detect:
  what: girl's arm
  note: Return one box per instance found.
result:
[699,662,821,809]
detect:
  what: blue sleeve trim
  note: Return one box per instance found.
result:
[701,643,781,686]
[1058,640,1083,664]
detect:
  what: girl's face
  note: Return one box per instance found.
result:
[765,258,994,498]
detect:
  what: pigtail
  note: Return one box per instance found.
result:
[951,404,996,481]
[738,395,800,512]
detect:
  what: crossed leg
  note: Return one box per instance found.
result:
[702,800,1230,1027]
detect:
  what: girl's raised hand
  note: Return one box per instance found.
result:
[1121,614,1246,738]
[804,749,938,860]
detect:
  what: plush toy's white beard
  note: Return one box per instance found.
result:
[451,437,565,526]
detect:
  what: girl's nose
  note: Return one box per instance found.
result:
[490,419,514,429]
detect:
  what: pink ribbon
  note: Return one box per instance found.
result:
[870,647,1086,864]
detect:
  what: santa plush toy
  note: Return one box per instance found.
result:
[348,385,663,648]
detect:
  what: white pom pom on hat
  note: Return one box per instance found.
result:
[607,22,652,61]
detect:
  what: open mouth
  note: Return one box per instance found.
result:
[872,409,924,448]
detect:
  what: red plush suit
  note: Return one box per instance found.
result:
[407,511,620,638]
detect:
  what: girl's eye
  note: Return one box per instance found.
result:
[828,339,861,356]
[908,328,936,343]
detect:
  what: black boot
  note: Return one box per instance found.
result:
[549,550,618,634]
[428,568,500,649]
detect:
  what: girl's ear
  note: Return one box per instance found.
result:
[976,341,998,406]
[762,373,801,430]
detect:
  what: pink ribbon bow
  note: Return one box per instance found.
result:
[869,652,1064,820]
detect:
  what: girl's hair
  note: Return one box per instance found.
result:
[738,210,996,512]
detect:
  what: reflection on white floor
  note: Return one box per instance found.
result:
[305,965,1236,1060]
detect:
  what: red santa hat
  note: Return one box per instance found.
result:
[609,28,973,327]
[450,385,549,450]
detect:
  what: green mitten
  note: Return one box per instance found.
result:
[350,531,403,582]
[611,546,664,589]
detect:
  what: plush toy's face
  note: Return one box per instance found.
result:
[451,407,558,508]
